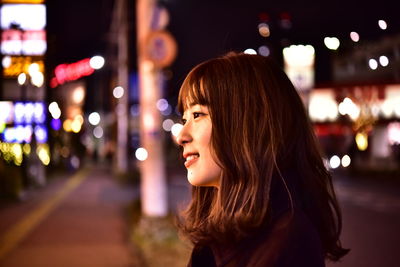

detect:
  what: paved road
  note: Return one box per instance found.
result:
[327,173,400,267]
[0,164,139,267]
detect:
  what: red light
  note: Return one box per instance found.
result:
[52,58,94,87]
[258,12,269,22]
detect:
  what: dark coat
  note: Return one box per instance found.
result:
[187,171,325,267]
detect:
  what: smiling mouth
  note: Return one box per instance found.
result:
[184,154,199,168]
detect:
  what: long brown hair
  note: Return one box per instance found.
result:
[177,52,348,261]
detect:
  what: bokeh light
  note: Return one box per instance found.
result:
[88,112,101,126]
[329,155,341,169]
[171,123,183,137]
[258,23,270,37]
[113,86,124,99]
[135,147,148,161]
[93,126,103,138]
[355,132,368,151]
[368,58,378,70]
[324,37,340,50]
[378,19,387,30]
[90,55,105,69]
[162,119,174,131]
[258,45,270,57]
[244,48,257,55]
[341,155,351,168]
[350,31,359,42]
[379,55,389,67]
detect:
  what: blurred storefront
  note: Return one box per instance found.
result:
[0,0,48,199]
[309,84,400,172]
[309,33,400,173]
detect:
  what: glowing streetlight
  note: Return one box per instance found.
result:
[90,55,105,69]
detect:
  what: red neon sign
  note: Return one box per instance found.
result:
[50,58,94,88]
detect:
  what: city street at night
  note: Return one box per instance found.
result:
[1,0,400,266]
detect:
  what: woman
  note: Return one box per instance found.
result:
[176,52,349,266]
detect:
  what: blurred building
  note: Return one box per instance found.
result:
[0,0,49,199]
[309,33,400,173]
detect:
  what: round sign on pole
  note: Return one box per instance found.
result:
[144,30,177,68]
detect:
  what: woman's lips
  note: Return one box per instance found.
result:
[184,154,199,168]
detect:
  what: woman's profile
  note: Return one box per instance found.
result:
[176,52,349,266]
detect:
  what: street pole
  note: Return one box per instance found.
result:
[136,0,168,217]
[115,0,129,174]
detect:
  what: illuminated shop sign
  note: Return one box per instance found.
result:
[1,29,46,55]
[2,56,44,77]
[2,125,47,143]
[0,101,47,144]
[50,58,95,88]
[1,0,44,3]
[0,101,13,124]
[0,4,46,31]
[0,101,45,124]
[283,44,315,91]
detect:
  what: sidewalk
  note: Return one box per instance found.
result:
[0,163,140,267]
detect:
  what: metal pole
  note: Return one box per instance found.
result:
[137,0,168,217]
[115,0,129,173]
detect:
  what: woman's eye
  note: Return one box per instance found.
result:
[193,112,203,119]
[181,118,187,125]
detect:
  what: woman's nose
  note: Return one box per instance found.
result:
[176,124,192,146]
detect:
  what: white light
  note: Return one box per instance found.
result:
[93,126,103,139]
[378,19,387,30]
[48,102,59,113]
[350,32,359,42]
[49,102,61,119]
[2,56,11,68]
[25,103,34,123]
[329,155,341,169]
[156,98,169,111]
[162,119,174,131]
[388,122,400,145]
[341,155,351,168]
[283,44,315,67]
[28,63,40,76]
[88,112,101,126]
[258,45,270,57]
[308,91,338,122]
[0,101,13,123]
[171,123,183,137]
[379,55,389,67]
[72,86,85,104]
[368,59,378,70]
[1,4,47,30]
[18,73,26,85]
[113,86,124,99]
[31,71,44,87]
[324,37,340,50]
[90,55,105,70]
[51,108,61,119]
[338,97,360,120]
[135,147,148,161]
[244,48,257,55]
[34,103,45,123]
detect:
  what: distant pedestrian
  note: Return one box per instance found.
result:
[176,52,349,266]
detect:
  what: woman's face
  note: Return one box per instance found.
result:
[177,104,221,188]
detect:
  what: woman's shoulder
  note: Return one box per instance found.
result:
[189,208,325,267]
[254,208,326,267]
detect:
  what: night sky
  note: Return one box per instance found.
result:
[47,0,399,106]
